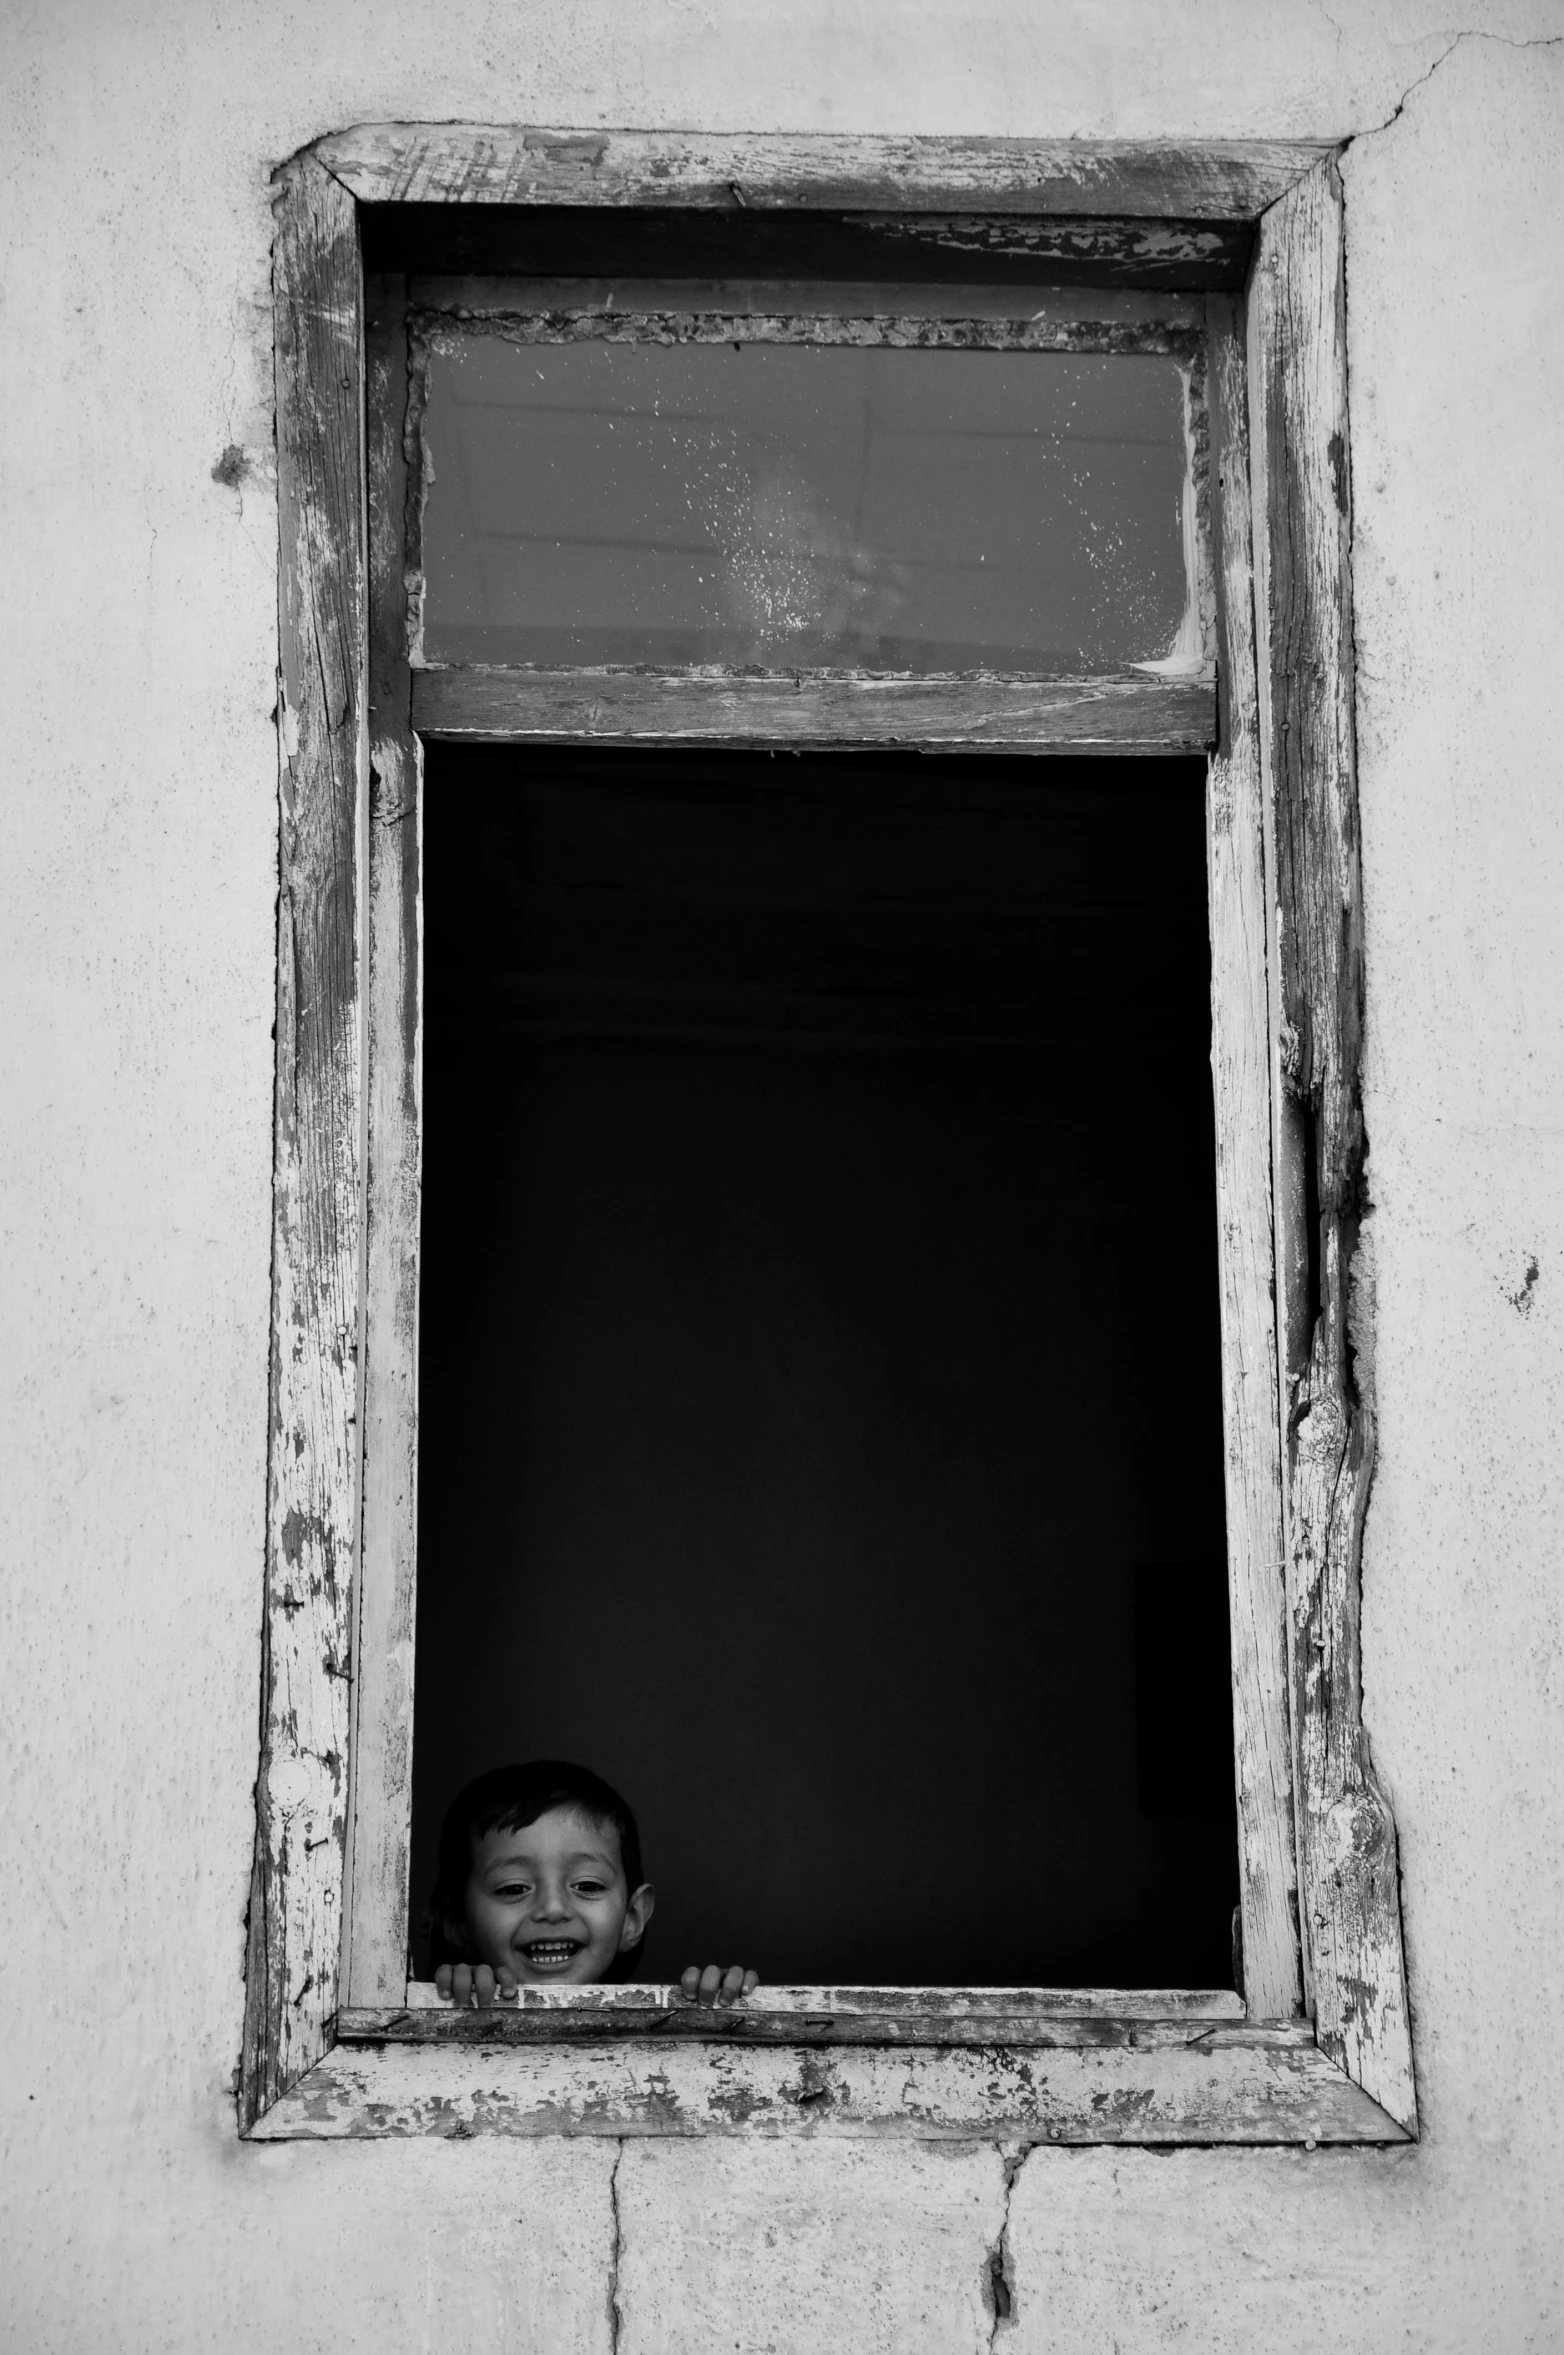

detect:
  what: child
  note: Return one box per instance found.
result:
[430,1759,759,2009]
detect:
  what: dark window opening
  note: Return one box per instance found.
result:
[411,744,1238,1987]
[361,204,1254,291]
[1133,1563,1236,1820]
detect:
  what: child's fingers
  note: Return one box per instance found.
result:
[497,1969,519,2002]
[679,1964,756,2006]
[449,1963,476,2008]
[473,1965,498,2008]
[434,1963,454,2001]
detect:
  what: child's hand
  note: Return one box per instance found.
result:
[679,1964,759,2008]
[434,1961,519,2008]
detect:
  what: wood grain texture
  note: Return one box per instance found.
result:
[315,127,1333,221]
[240,157,364,2129]
[411,278,1206,329]
[342,276,423,2008]
[250,2023,1407,2143]
[342,1984,1247,2044]
[1246,162,1416,2134]
[338,2012,1243,2051]
[1204,294,1303,2025]
[835,212,1252,288]
[415,307,1200,356]
[337,2014,1271,2051]
[396,1983,1245,2018]
[410,667,1216,753]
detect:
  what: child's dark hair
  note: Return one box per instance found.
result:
[428,1760,646,1978]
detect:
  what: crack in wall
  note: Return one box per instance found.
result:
[607,2140,625,2355]
[983,2143,1033,2347]
[1314,0,1346,56]
[1354,27,1563,146]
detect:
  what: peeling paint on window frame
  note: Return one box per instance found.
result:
[242,129,1416,2148]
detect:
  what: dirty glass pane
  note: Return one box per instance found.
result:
[418,332,1195,674]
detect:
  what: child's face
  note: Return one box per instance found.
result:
[457,1805,654,1985]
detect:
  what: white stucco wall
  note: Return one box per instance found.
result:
[3,4,1562,2346]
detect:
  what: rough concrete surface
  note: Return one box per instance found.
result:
[616,2141,1009,2354]
[3,3,1562,2348]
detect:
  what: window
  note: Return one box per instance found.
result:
[243,131,1416,2146]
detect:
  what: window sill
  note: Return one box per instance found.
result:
[247,1986,1411,2145]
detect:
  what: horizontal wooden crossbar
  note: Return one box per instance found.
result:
[340,1982,1246,2047]
[396,1981,1248,2015]
[317,127,1335,222]
[410,666,1217,752]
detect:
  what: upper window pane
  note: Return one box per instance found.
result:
[417,330,1195,674]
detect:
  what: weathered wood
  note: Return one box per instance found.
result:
[1246,162,1416,2133]
[411,667,1216,753]
[250,138,1406,2150]
[240,156,365,2129]
[1181,331,1218,676]
[340,2008,1245,2051]
[252,2023,1407,2143]
[338,2013,1267,2050]
[396,1982,1244,2019]
[316,126,1333,222]
[835,213,1251,288]
[352,1985,1248,2044]
[1203,294,1303,2024]
[414,305,1200,357]
[411,276,1205,331]
[341,276,423,2008]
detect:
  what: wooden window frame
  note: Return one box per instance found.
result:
[242,128,1417,2147]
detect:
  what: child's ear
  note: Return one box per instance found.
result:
[620,1881,655,1950]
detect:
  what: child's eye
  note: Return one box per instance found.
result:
[495,1880,532,1898]
[573,1878,607,1896]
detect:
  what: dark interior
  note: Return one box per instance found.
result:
[361,204,1252,290]
[411,744,1238,1988]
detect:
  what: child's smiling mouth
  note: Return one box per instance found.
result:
[521,1938,585,1969]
